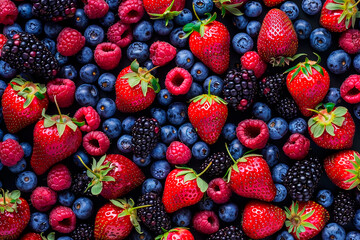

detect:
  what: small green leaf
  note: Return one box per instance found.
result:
[199,25,205,37]
[325,124,335,136]
[66,121,78,132]
[314,124,325,138]
[301,67,309,77]
[184,173,197,182]
[232,163,239,173]
[130,60,139,72]
[10,190,20,199]
[333,106,347,117]
[47,232,55,240]
[290,67,301,82]
[302,221,317,230]
[183,23,194,32]
[298,225,306,233]
[128,77,141,88]
[141,80,148,97]
[332,117,345,127]
[312,64,324,76]
[102,176,115,182]
[91,182,103,195]
[325,102,335,113]
[326,2,344,10]
[56,123,66,137]
[305,63,312,75]
[44,118,55,128]
[196,178,208,193]
[110,199,124,208]
[87,170,95,179]
[150,78,161,93]
[308,117,317,127]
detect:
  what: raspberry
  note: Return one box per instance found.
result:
[21,233,42,240]
[47,164,72,191]
[47,78,76,108]
[0,0,18,25]
[0,139,24,167]
[166,141,191,165]
[30,187,57,212]
[74,106,101,132]
[339,29,360,55]
[94,42,122,70]
[241,51,267,79]
[0,34,7,52]
[49,206,76,234]
[192,211,220,235]
[165,67,193,95]
[107,22,133,48]
[207,178,232,204]
[236,119,269,149]
[283,133,310,160]
[56,27,85,56]
[118,0,144,24]
[83,131,110,156]
[340,74,360,104]
[84,0,109,19]
[150,41,177,66]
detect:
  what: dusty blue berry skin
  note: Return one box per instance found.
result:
[191,62,209,82]
[325,88,341,105]
[170,28,188,48]
[219,203,239,223]
[102,118,122,139]
[289,118,307,134]
[233,15,249,30]
[96,98,116,118]
[244,1,263,17]
[222,123,236,142]
[192,141,210,160]
[20,142,32,157]
[75,84,99,107]
[42,38,56,55]
[151,108,167,125]
[193,0,214,16]
[167,102,188,126]
[310,28,332,52]
[294,19,312,40]
[203,75,224,96]
[246,20,261,38]
[3,23,23,38]
[100,12,115,28]
[73,9,88,30]
[76,47,93,64]
[151,143,167,160]
[3,133,18,142]
[158,89,173,106]
[129,228,152,240]
[60,65,77,80]
[16,171,37,192]
[172,208,192,227]
[58,191,75,207]
[25,19,43,36]
[29,212,49,233]
[354,54,360,73]
[354,103,360,120]
[185,82,203,100]
[178,123,198,146]
[127,42,149,63]
[150,160,171,180]
[161,125,178,144]
[229,139,244,160]
[72,197,93,220]
[354,210,360,230]
[280,1,299,20]
[142,178,163,194]
[133,155,151,167]
[18,3,33,20]
[175,8,193,26]
[84,25,105,47]
[327,50,351,75]
[58,237,73,240]
[316,189,334,208]
[232,33,254,54]
[154,20,174,36]
[272,163,289,183]
[302,0,322,15]
[9,158,27,173]
[273,184,287,202]
[276,231,294,240]
[122,116,136,133]
[346,231,360,240]
[268,117,288,140]
[80,64,100,83]
[252,102,272,122]
[262,144,280,167]
[117,135,133,153]
[98,73,116,92]
[176,50,195,69]
[0,60,17,79]
[198,198,214,211]
[73,150,89,168]
[133,21,153,42]
[322,223,346,240]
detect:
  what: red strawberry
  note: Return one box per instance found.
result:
[324,150,360,190]
[115,60,160,113]
[320,0,360,32]
[143,0,185,25]
[262,0,286,7]
[308,104,355,149]
[242,200,286,239]
[184,12,230,74]
[21,232,55,240]
[2,76,48,133]
[155,227,195,240]
[285,54,330,117]
[0,190,30,240]
[285,201,329,240]
[214,0,246,17]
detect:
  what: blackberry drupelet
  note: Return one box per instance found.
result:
[71,170,93,197]
[31,0,77,22]
[283,157,322,202]
[223,68,257,111]
[332,191,355,225]
[137,192,171,235]
[208,225,245,240]
[259,73,285,105]
[276,97,299,120]
[0,33,59,81]
[132,117,161,158]
[71,223,94,240]
[198,152,232,179]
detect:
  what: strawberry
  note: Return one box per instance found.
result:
[242,200,286,239]
[78,154,145,199]
[183,12,230,75]
[308,103,355,149]
[214,0,246,17]
[2,76,48,133]
[320,0,360,32]
[285,54,330,117]
[0,190,30,240]
[21,232,55,240]
[262,0,286,7]
[324,150,360,190]
[155,227,195,240]
[285,201,329,240]
[188,81,228,145]
[115,60,160,113]
[143,0,185,25]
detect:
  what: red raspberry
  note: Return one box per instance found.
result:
[236,119,269,149]
[166,141,191,165]
[49,206,76,234]
[107,22,133,48]
[339,29,360,55]
[46,78,76,108]
[207,178,232,204]
[241,51,267,78]
[0,139,24,167]
[56,27,85,56]
[30,187,57,212]
[340,74,360,104]
[0,34,7,52]
[150,41,177,66]
[20,233,42,240]
[192,211,220,235]
[118,0,144,24]
[84,0,109,19]
[94,42,122,70]
[0,0,18,25]
[83,131,110,156]
[165,67,193,95]
[47,164,72,191]
[74,106,101,132]
[283,133,310,160]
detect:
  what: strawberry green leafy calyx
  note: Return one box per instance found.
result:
[190,80,227,106]
[325,0,360,28]
[147,0,181,26]
[175,164,212,193]
[0,189,22,214]
[40,232,55,240]
[213,0,243,17]
[10,76,46,108]
[344,153,360,189]
[285,53,324,82]
[285,202,317,239]
[155,227,189,240]
[270,53,306,67]
[183,11,218,38]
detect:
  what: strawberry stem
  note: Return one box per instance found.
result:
[54,96,63,123]
[225,143,237,164]
[131,205,152,210]
[207,79,212,97]
[306,108,329,120]
[197,161,213,177]
[351,0,360,8]
[144,66,160,75]
[192,3,201,22]
[77,156,101,179]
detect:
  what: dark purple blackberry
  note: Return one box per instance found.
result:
[332,191,355,225]
[31,0,77,22]
[137,192,171,235]
[132,117,160,158]
[71,223,94,240]
[283,157,322,202]
[71,170,93,197]
[223,68,257,111]
[276,97,299,120]
[0,33,59,81]
[259,73,285,105]
[208,225,245,240]
[198,152,232,179]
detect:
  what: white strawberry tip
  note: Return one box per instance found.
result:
[148,0,181,26]
[0,189,22,214]
[10,76,46,108]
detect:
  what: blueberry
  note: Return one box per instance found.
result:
[80,64,100,83]
[272,163,289,183]
[203,75,224,96]
[294,19,312,40]
[161,125,178,144]
[157,89,173,106]
[72,197,93,220]
[233,15,249,30]
[310,28,332,52]
[58,191,75,207]
[316,189,334,208]
[288,117,307,134]
[175,8,193,25]
[3,133,19,142]
[100,11,116,28]
[60,65,77,80]
[0,80,8,99]
[325,87,341,104]
[102,118,122,139]
[222,123,236,141]
[267,117,288,140]
[84,25,104,46]
[73,150,90,169]
[154,19,174,36]
[346,231,360,240]
[193,0,214,16]
[9,158,26,173]
[327,50,351,75]
[127,42,149,63]
[354,103,360,120]
[176,50,195,69]
[18,3,33,20]
[150,160,171,179]
[129,228,152,240]
[3,23,23,38]
[96,98,116,118]
[280,1,299,20]
[151,143,167,160]
[44,22,63,39]
[302,0,322,15]
[322,223,346,240]
[75,84,100,107]
[172,208,192,227]
[142,178,163,194]
[76,47,93,64]
[98,73,116,92]
[198,198,214,211]
[117,135,133,153]
[0,60,17,79]
[262,144,279,167]
[192,141,210,160]
[58,237,74,240]
[143,60,157,75]
[246,20,261,38]
[244,1,262,17]
[354,210,360,230]
[29,212,49,232]
[42,38,56,55]
[276,231,294,240]
[106,0,120,11]
[133,154,152,167]
[0,162,3,171]
[170,28,188,48]
[122,116,136,133]
[191,62,209,82]
[252,102,272,122]
[273,183,287,202]
[73,9,89,30]
[16,171,37,192]
[354,54,360,73]
[151,108,167,125]
[25,19,43,35]
[178,123,198,145]
[0,129,3,142]
[133,20,153,42]
[185,82,203,99]
[219,203,239,222]
[167,102,188,125]
[55,53,68,66]
[229,139,244,160]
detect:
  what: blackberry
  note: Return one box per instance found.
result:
[208,225,245,240]
[71,170,93,197]
[332,191,355,225]
[137,192,171,235]
[198,152,232,179]
[31,0,77,22]
[132,117,161,158]
[276,97,299,120]
[259,73,285,105]
[71,223,94,240]
[283,157,322,202]
[223,68,257,111]
[0,33,59,81]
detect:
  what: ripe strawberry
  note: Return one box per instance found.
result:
[285,54,330,117]
[262,0,286,7]
[2,76,49,133]
[308,103,355,149]
[115,60,160,113]
[155,227,195,240]
[0,190,30,240]
[285,201,329,240]
[214,0,246,17]
[242,200,286,239]
[320,0,360,32]
[143,0,185,25]
[21,232,55,240]
[184,12,230,74]
[324,150,360,190]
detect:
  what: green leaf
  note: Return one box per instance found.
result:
[308,117,317,127]
[354,153,360,166]
[97,155,107,168]
[87,170,95,179]
[325,102,335,113]
[102,176,115,182]
[44,118,55,128]
[56,123,66,137]
[301,210,314,221]
[332,117,345,127]
[150,78,161,93]
[305,63,312,76]
[197,178,208,193]
[312,64,324,76]
[325,124,335,136]
[199,25,205,37]
[141,80,148,97]
[333,106,347,117]
[326,2,344,10]
[312,123,325,138]
[66,121,78,132]
[301,67,309,77]
[23,94,34,108]
[183,23,194,32]
[298,225,306,233]
[224,5,243,16]
[130,60,139,72]
[47,232,55,240]
[184,173,197,182]
[284,65,298,74]
[128,77,141,88]
[176,170,192,177]
[91,182,103,195]
[110,199,124,208]
[302,221,317,229]
[232,163,239,173]
[10,190,20,199]
[290,67,301,82]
